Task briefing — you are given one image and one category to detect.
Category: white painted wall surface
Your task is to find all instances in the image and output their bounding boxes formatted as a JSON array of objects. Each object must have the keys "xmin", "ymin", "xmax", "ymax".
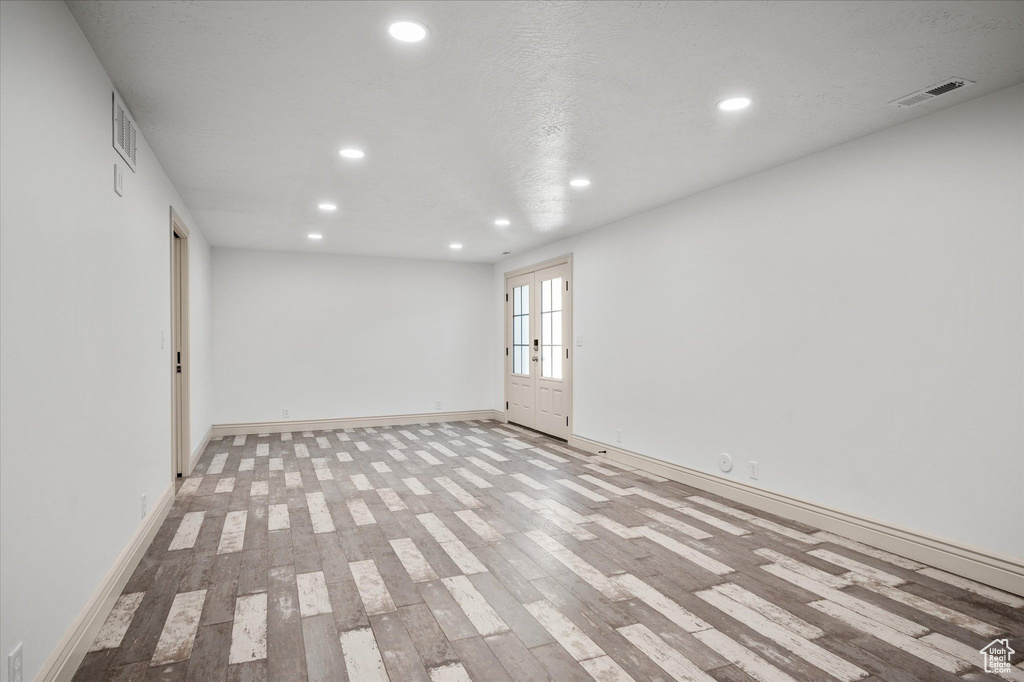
[
  {"xmin": 494, "ymin": 84, "xmax": 1024, "ymax": 559},
  {"xmin": 0, "ymin": 2, "xmax": 213, "ymax": 680},
  {"xmin": 189, "ymin": 227, "xmax": 214, "ymax": 456},
  {"xmin": 212, "ymin": 249, "xmax": 494, "ymax": 424}
]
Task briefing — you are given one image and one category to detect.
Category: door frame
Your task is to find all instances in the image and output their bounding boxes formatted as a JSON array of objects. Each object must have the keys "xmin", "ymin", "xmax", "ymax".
[
  {"xmin": 170, "ymin": 208, "xmax": 191, "ymax": 478},
  {"xmin": 503, "ymin": 254, "xmax": 573, "ymax": 439}
]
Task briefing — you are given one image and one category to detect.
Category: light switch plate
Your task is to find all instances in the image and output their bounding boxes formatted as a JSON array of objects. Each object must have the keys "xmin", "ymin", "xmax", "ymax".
[{"xmin": 114, "ymin": 163, "xmax": 124, "ymax": 196}]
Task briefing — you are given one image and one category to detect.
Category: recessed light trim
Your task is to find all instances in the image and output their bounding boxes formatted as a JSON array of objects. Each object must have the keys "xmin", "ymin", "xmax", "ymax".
[
  {"xmin": 339, "ymin": 148, "xmax": 365, "ymax": 159},
  {"xmin": 718, "ymin": 97, "xmax": 751, "ymax": 111},
  {"xmin": 389, "ymin": 21, "xmax": 428, "ymax": 42},
  {"xmin": 449, "ymin": 243, "xmax": 463, "ymax": 250},
  {"xmin": 318, "ymin": 203, "xmax": 337, "ymax": 211},
  {"xmin": 307, "ymin": 233, "xmax": 323, "ymax": 240},
  {"xmin": 569, "ymin": 178, "xmax": 590, "ymax": 188},
  {"xmin": 494, "ymin": 218, "xmax": 510, "ymax": 226}
]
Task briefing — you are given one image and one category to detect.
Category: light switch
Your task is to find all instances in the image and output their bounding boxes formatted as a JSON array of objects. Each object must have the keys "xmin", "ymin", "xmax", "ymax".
[{"xmin": 114, "ymin": 163, "xmax": 124, "ymax": 196}]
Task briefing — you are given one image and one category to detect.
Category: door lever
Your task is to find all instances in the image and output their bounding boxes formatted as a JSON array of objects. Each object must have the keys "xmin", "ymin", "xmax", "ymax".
[{"xmin": 533, "ymin": 339, "xmax": 539, "ymax": 351}]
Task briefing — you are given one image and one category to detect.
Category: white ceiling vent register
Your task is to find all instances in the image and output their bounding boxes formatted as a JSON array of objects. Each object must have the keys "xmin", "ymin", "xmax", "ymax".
[
  {"xmin": 112, "ymin": 91, "xmax": 138, "ymax": 171},
  {"xmin": 889, "ymin": 78, "xmax": 974, "ymax": 108}
]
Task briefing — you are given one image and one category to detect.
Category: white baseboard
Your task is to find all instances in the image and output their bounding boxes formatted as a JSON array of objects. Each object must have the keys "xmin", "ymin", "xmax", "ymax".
[
  {"xmin": 187, "ymin": 425, "xmax": 213, "ymax": 476},
  {"xmin": 569, "ymin": 434, "xmax": 1024, "ymax": 597},
  {"xmin": 39, "ymin": 482, "xmax": 176, "ymax": 682},
  {"xmin": 211, "ymin": 409, "xmax": 505, "ymax": 437}
]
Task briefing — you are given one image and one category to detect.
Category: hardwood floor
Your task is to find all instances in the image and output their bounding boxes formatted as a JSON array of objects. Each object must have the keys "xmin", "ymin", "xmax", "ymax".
[{"xmin": 73, "ymin": 420, "xmax": 1023, "ymax": 681}]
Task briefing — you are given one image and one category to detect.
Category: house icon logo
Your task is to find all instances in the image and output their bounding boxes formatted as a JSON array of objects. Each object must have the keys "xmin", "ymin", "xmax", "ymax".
[{"xmin": 981, "ymin": 639, "xmax": 1015, "ymax": 674}]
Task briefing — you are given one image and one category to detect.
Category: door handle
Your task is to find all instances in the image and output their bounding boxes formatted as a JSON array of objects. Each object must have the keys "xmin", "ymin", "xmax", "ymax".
[
  {"xmin": 533, "ymin": 339, "xmax": 539, "ymax": 351},
  {"xmin": 532, "ymin": 356, "xmax": 538, "ymax": 362}
]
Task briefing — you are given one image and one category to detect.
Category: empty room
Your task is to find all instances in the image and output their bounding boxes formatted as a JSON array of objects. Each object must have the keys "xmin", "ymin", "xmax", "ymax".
[{"xmin": 1, "ymin": 1, "xmax": 1022, "ymax": 681}]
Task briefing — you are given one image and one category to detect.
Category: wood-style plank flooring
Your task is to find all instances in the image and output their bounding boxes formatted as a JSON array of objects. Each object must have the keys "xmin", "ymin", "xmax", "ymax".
[{"xmin": 73, "ymin": 420, "xmax": 1024, "ymax": 681}]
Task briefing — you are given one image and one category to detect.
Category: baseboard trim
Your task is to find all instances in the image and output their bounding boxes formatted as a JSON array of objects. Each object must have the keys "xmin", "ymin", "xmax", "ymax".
[
  {"xmin": 211, "ymin": 409, "xmax": 506, "ymax": 437},
  {"xmin": 39, "ymin": 481, "xmax": 176, "ymax": 682},
  {"xmin": 569, "ymin": 435, "xmax": 1024, "ymax": 597},
  {"xmin": 187, "ymin": 425, "xmax": 213, "ymax": 476}
]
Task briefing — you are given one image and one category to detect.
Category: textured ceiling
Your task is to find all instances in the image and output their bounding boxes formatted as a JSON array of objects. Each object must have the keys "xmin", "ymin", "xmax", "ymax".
[{"xmin": 67, "ymin": 1, "xmax": 1024, "ymax": 263}]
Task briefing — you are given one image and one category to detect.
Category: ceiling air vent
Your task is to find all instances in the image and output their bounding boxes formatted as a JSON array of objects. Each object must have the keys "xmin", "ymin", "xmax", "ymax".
[
  {"xmin": 112, "ymin": 91, "xmax": 138, "ymax": 171},
  {"xmin": 889, "ymin": 78, "xmax": 974, "ymax": 108}
]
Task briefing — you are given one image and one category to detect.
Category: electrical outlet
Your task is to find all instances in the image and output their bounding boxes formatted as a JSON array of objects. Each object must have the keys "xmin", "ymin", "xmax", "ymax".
[
  {"xmin": 749, "ymin": 461, "xmax": 759, "ymax": 480},
  {"xmin": 282, "ymin": 408, "xmax": 289, "ymax": 418},
  {"xmin": 9, "ymin": 642, "xmax": 23, "ymax": 682},
  {"xmin": 576, "ymin": 335, "xmax": 583, "ymax": 347},
  {"xmin": 435, "ymin": 401, "xmax": 442, "ymax": 411},
  {"xmin": 114, "ymin": 162, "xmax": 124, "ymax": 196},
  {"xmin": 616, "ymin": 429, "xmax": 622, "ymax": 443},
  {"xmin": 141, "ymin": 493, "xmax": 147, "ymax": 520}
]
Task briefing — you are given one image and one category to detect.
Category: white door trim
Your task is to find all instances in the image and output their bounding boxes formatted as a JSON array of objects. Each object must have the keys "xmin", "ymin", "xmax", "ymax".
[
  {"xmin": 170, "ymin": 208, "xmax": 191, "ymax": 478},
  {"xmin": 503, "ymin": 254, "xmax": 573, "ymax": 439}
]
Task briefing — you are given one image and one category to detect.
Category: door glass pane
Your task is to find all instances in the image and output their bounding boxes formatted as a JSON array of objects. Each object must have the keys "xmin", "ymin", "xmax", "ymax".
[
  {"xmin": 540, "ymin": 276, "xmax": 563, "ymax": 380},
  {"xmin": 512, "ymin": 284, "xmax": 529, "ymax": 375}
]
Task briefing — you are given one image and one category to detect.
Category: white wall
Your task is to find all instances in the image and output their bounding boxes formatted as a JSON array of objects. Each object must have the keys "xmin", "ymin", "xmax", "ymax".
[
  {"xmin": 0, "ymin": 2, "xmax": 213, "ymax": 680},
  {"xmin": 494, "ymin": 84, "xmax": 1024, "ymax": 560},
  {"xmin": 190, "ymin": 227, "xmax": 214, "ymax": 455},
  {"xmin": 213, "ymin": 249, "xmax": 494, "ymax": 424}
]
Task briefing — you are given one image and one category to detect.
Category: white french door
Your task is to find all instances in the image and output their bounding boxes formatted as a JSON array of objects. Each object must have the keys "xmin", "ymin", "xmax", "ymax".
[{"xmin": 505, "ymin": 259, "xmax": 571, "ymax": 439}]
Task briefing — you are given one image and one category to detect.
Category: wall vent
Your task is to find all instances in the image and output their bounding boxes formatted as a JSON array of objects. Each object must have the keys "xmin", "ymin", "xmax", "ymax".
[
  {"xmin": 112, "ymin": 91, "xmax": 138, "ymax": 171},
  {"xmin": 889, "ymin": 78, "xmax": 974, "ymax": 108}
]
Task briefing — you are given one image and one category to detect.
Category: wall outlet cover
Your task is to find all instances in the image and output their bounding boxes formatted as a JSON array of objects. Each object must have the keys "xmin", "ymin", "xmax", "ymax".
[
  {"xmin": 749, "ymin": 461, "xmax": 759, "ymax": 480},
  {"xmin": 9, "ymin": 642, "xmax": 23, "ymax": 682}
]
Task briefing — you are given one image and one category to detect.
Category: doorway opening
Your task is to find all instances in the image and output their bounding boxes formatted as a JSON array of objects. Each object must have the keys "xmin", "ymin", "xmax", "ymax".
[
  {"xmin": 170, "ymin": 209, "xmax": 191, "ymax": 478},
  {"xmin": 504, "ymin": 255, "xmax": 572, "ymax": 440}
]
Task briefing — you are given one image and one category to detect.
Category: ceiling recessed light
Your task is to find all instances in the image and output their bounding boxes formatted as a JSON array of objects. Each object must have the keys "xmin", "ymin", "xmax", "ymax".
[
  {"xmin": 318, "ymin": 203, "xmax": 337, "ymax": 211},
  {"xmin": 389, "ymin": 21, "xmax": 428, "ymax": 42},
  {"xmin": 569, "ymin": 178, "xmax": 590, "ymax": 188},
  {"xmin": 449, "ymin": 243, "xmax": 463, "ymax": 250},
  {"xmin": 718, "ymin": 97, "xmax": 751, "ymax": 111},
  {"xmin": 339, "ymin": 148, "xmax": 365, "ymax": 159},
  {"xmin": 494, "ymin": 218, "xmax": 510, "ymax": 226},
  {"xmin": 308, "ymin": 233, "xmax": 323, "ymax": 240}
]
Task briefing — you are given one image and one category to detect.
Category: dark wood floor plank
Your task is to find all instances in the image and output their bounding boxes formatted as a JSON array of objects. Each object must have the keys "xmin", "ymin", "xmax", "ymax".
[
  {"xmin": 369, "ymin": 611, "xmax": 431, "ymax": 682},
  {"xmin": 484, "ymin": 631, "xmax": 553, "ymax": 681},
  {"xmin": 301, "ymin": 613, "xmax": 347, "ymax": 682},
  {"xmin": 450, "ymin": 636, "xmax": 514, "ymax": 682},
  {"xmin": 398, "ymin": 603, "xmax": 460, "ymax": 669}
]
